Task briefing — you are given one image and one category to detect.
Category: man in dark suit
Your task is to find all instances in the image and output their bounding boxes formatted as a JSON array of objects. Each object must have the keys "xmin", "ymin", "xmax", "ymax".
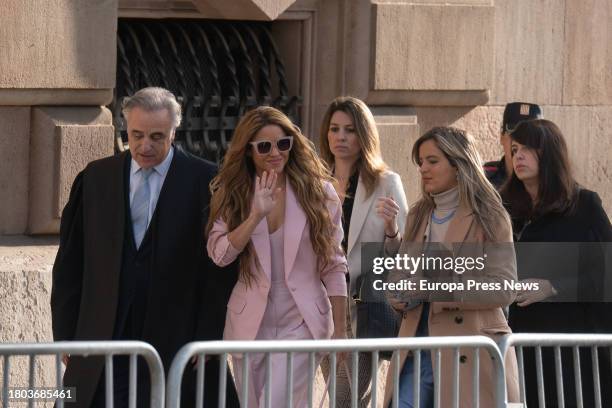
[{"xmin": 51, "ymin": 87, "xmax": 239, "ymax": 407}]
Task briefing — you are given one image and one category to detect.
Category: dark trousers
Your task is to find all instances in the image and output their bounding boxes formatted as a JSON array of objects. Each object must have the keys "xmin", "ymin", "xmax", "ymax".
[
  {"xmin": 522, "ymin": 346, "xmax": 612, "ymax": 408},
  {"xmin": 91, "ymin": 355, "xmax": 137, "ymax": 408}
]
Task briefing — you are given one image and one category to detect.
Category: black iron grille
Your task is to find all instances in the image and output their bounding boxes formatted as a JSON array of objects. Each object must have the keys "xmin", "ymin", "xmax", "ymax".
[{"xmin": 112, "ymin": 19, "xmax": 301, "ymax": 163}]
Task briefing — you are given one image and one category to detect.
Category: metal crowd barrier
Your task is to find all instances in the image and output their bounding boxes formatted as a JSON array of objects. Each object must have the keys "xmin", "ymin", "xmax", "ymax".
[
  {"xmin": 498, "ymin": 334, "xmax": 612, "ymax": 408},
  {"xmin": 166, "ymin": 336, "xmax": 507, "ymax": 408},
  {"xmin": 7, "ymin": 335, "xmax": 611, "ymax": 408},
  {"xmin": 0, "ymin": 341, "xmax": 164, "ymax": 408}
]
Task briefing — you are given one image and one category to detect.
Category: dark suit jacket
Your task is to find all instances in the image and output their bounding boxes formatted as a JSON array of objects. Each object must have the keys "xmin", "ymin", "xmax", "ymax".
[{"xmin": 51, "ymin": 147, "xmax": 239, "ymax": 407}]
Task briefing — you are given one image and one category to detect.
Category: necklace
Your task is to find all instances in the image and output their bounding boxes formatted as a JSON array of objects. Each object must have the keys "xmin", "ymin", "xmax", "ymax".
[{"xmin": 431, "ymin": 209, "xmax": 456, "ymax": 224}]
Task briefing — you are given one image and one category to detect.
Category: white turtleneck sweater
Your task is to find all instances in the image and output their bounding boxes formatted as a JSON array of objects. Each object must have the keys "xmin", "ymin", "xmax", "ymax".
[{"xmin": 427, "ymin": 186, "xmax": 460, "ymax": 242}]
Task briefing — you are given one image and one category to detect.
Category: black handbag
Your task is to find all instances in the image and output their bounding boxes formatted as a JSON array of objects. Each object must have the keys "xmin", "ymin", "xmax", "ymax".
[{"xmin": 354, "ymin": 243, "xmax": 402, "ymax": 360}]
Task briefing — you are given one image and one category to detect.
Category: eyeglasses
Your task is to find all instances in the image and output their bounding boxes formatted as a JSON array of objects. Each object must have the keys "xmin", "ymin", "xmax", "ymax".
[{"xmin": 249, "ymin": 136, "xmax": 293, "ymax": 155}]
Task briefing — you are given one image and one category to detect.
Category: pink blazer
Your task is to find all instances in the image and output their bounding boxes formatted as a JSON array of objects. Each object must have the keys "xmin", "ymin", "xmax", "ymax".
[{"xmin": 207, "ymin": 180, "xmax": 348, "ymax": 341}]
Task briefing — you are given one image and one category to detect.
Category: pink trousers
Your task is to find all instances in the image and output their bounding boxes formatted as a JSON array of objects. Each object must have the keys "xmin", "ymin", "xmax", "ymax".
[{"xmin": 231, "ymin": 282, "xmax": 321, "ymax": 407}]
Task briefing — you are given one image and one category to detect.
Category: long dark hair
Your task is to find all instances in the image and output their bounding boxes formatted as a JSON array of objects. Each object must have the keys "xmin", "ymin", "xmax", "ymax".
[{"xmin": 501, "ymin": 119, "xmax": 578, "ymax": 220}]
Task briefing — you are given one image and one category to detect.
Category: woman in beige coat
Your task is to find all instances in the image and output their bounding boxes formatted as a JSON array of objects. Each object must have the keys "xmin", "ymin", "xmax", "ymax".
[{"xmin": 380, "ymin": 127, "xmax": 519, "ymax": 408}]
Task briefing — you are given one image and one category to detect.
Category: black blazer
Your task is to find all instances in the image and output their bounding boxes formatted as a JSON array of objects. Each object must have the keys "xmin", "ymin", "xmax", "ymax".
[
  {"xmin": 512, "ymin": 189, "xmax": 611, "ymax": 243},
  {"xmin": 509, "ymin": 189, "xmax": 612, "ymax": 330},
  {"xmin": 51, "ymin": 147, "xmax": 239, "ymax": 407},
  {"xmin": 508, "ymin": 189, "xmax": 612, "ymax": 408}
]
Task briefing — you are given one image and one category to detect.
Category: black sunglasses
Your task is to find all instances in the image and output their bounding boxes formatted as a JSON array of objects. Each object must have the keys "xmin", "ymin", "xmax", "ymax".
[{"xmin": 249, "ymin": 136, "xmax": 293, "ymax": 155}]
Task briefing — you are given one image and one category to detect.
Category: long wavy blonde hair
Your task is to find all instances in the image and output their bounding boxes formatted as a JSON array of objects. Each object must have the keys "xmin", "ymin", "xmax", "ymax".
[
  {"xmin": 206, "ymin": 106, "xmax": 336, "ymax": 285},
  {"xmin": 407, "ymin": 126, "xmax": 510, "ymax": 241},
  {"xmin": 318, "ymin": 96, "xmax": 388, "ymax": 197}
]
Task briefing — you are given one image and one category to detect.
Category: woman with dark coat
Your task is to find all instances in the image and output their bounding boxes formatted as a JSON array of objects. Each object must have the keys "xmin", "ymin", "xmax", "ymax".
[{"xmin": 502, "ymin": 119, "xmax": 612, "ymax": 408}]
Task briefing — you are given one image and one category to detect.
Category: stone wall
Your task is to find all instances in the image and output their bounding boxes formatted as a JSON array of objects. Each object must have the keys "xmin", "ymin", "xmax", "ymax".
[
  {"xmin": 0, "ymin": 0, "xmax": 118, "ymax": 235},
  {"xmin": 0, "ymin": 0, "xmax": 610, "ymax": 401},
  {"xmin": 0, "ymin": 0, "xmax": 117, "ymax": 103},
  {"xmin": 0, "ymin": 236, "xmax": 57, "ymax": 401},
  {"xmin": 308, "ymin": 0, "xmax": 612, "ymax": 215},
  {"xmin": 0, "ymin": 0, "xmax": 119, "ymax": 394},
  {"xmin": 2, "ymin": 0, "xmax": 608, "ymax": 234}
]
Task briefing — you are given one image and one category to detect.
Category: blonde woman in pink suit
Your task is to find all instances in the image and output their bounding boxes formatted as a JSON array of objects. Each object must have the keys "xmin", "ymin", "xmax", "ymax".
[{"xmin": 206, "ymin": 106, "xmax": 348, "ymax": 407}]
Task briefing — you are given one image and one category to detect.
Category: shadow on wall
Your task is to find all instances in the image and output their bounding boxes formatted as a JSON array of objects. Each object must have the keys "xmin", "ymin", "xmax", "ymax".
[{"xmin": 0, "ymin": 235, "xmax": 59, "ymax": 247}]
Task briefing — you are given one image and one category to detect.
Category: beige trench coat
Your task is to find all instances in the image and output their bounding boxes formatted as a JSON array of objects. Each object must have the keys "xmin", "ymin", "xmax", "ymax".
[{"xmin": 382, "ymin": 204, "xmax": 520, "ymax": 408}]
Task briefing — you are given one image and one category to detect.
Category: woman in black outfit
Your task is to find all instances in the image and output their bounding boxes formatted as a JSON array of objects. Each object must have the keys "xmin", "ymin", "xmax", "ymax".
[{"xmin": 502, "ymin": 119, "xmax": 612, "ymax": 408}]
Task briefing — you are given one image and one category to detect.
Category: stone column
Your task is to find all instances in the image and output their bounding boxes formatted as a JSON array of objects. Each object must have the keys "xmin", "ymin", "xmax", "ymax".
[
  {"xmin": 0, "ymin": 0, "xmax": 118, "ymax": 390},
  {"xmin": 0, "ymin": 0, "xmax": 118, "ymax": 234}
]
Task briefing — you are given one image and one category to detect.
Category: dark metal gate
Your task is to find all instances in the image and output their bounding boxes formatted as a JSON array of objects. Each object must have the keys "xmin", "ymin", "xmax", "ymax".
[{"xmin": 112, "ymin": 19, "xmax": 301, "ymax": 163}]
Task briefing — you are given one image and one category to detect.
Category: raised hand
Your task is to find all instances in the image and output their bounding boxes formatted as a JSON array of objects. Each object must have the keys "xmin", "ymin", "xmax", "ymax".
[
  {"xmin": 251, "ymin": 170, "xmax": 282, "ymax": 220},
  {"xmin": 376, "ymin": 195, "xmax": 401, "ymax": 237}
]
